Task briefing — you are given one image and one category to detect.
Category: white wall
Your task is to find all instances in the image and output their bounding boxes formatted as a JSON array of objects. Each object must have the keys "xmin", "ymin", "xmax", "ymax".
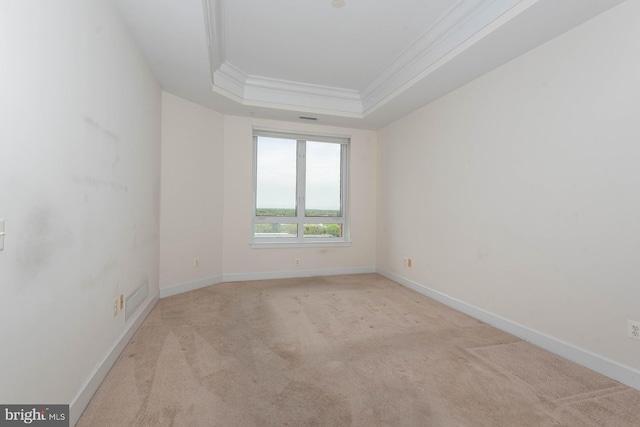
[
  {"xmin": 4, "ymin": 0, "xmax": 635, "ymax": 413},
  {"xmin": 158, "ymin": 106, "xmax": 377, "ymax": 289},
  {"xmin": 223, "ymin": 116, "xmax": 377, "ymax": 278},
  {"xmin": 0, "ymin": 0, "xmax": 161, "ymax": 405},
  {"xmin": 378, "ymin": 0, "xmax": 640, "ymax": 372},
  {"xmin": 160, "ymin": 92, "xmax": 224, "ymax": 291},
  {"xmin": 158, "ymin": 110, "xmax": 377, "ymax": 288}
]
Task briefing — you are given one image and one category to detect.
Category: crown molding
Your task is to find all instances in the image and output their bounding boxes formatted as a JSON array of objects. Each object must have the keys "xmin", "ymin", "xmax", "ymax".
[
  {"xmin": 214, "ymin": 61, "xmax": 363, "ymax": 114},
  {"xmin": 211, "ymin": 81, "xmax": 364, "ymax": 119},
  {"xmin": 213, "ymin": 61, "xmax": 246, "ymax": 98},
  {"xmin": 203, "ymin": 0, "xmax": 226, "ymax": 75},
  {"xmin": 243, "ymin": 74, "xmax": 362, "ymax": 114},
  {"xmin": 204, "ymin": 0, "xmax": 533, "ymax": 118},
  {"xmin": 361, "ymin": 0, "xmax": 529, "ymax": 112}
]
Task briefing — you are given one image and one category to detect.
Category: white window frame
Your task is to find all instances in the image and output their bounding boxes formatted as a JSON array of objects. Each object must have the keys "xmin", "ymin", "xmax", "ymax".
[{"xmin": 251, "ymin": 129, "xmax": 350, "ymax": 248}]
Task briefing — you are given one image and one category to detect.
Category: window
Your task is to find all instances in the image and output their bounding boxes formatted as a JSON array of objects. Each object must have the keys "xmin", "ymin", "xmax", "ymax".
[{"xmin": 252, "ymin": 129, "xmax": 349, "ymax": 245}]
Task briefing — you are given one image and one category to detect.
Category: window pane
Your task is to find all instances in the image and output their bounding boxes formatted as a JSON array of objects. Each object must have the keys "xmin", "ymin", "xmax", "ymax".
[
  {"xmin": 256, "ymin": 137, "xmax": 297, "ymax": 217},
  {"xmin": 254, "ymin": 223, "xmax": 298, "ymax": 238},
  {"xmin": 305, "ymin": 141, "xmax": 341, "ymax": 217},
  {"xmin": 303, "ymin": 224, "xmax": 343, "ymax": 238}
]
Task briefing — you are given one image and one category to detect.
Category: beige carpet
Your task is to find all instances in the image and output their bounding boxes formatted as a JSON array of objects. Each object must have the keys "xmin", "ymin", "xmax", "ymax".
[{"xmin": 78, "ymin": 274, "xmax": 639, "ymax": 426}]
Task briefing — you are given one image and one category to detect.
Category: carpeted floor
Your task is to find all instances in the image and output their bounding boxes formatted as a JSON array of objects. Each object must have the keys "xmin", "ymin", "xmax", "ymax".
[{"xmin": 78, "ymin": 274, "xmax": 640, "ymax": 426}]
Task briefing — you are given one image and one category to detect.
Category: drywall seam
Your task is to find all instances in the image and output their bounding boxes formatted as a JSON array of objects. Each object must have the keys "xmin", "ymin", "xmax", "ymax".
[{"xmin": 377, "ymin": 268, "xmax": 640, "ymax": 392}]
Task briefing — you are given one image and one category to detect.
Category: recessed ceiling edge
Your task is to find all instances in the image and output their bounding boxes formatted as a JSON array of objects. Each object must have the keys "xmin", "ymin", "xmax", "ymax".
[{"xmin": 203, "ymin": 0, "xmax": 531, "ymax": 118}]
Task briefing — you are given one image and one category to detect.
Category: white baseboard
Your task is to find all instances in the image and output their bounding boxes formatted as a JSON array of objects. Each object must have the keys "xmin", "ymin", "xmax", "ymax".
[
  {"xmin": 66, "ymin": 267, "xmax": 639, "ymax": 426},
  {"xmin": 222, "ymin": 266, "xmax": 376, "ymax": 282},
  {"xmin": 377, "ymin": 268, "xmax": 640, "ymax": 392},
  {"xmin": 158, "ymin": 267, "xmax": 376, "ymax": 299},
  {"xmin": 69, "ymin": 291, "xmax": 160, "ymax": 426},
  {"xmin": 160, "ymin": 275, "xmax": 224, "ymax": 298}
]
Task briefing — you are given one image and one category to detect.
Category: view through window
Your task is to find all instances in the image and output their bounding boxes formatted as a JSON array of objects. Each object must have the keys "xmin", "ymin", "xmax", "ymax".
[{"xmin": 253, "ymin": 130, "xmax": 349, "ymax": 243}]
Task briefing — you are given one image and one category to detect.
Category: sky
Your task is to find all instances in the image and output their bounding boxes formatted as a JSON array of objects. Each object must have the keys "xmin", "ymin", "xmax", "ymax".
[{"xmin": 256, "ymin": 137, "xmax": 341, "ymax": 211}]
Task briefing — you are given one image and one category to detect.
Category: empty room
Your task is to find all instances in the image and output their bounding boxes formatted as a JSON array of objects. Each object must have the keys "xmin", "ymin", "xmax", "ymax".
[{"xmin": 1, "ymin": 0, "xmax": 639, "ymax": 425}]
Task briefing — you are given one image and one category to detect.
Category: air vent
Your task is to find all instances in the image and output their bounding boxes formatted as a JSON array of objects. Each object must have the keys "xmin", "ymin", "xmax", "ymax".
[
  {"xmin": 125, "ymin": 280, "xmax": 148, "ymax": 321},
  {"xmin": 299, "ymin": 116, "xmax": 318, "ymax": 121}
]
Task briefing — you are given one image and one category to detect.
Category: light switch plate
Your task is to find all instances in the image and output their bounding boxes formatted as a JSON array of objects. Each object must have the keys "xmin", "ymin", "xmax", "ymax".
[{"xmin": 0, "ymin": 218, "xmax": 4, "ymax": 251}]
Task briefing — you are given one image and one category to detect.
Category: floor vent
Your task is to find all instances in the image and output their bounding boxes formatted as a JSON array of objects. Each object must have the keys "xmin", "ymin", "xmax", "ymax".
[{"xmin": 125, "ymin": 280, "xmax": 148, "ymax": 322}]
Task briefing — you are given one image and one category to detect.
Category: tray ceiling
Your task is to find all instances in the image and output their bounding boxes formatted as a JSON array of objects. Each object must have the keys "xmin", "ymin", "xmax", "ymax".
[{"xmin": 115, "ymin": 0, "xmax": 626, "ymax": 129}]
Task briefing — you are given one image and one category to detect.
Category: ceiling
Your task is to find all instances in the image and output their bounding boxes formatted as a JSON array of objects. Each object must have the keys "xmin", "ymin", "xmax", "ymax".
[{"xmin": 114, "ymin": 0, "xmax": 625, "ymax": 130}]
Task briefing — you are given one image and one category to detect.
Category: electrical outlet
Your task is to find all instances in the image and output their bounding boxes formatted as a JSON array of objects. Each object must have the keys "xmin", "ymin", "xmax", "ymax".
[
  {"xmin": 628, "ymin": 320, "xmax": 640, "ymax": 341},
  {"xmin": 193, "ymin": 258, "xmax": 199, "ymax": 268},
  {"xmin": 295, "ymin": 258, "xmax": 300, "ymax": 265},
  {"xmin": 113, "ymin": 299, "xmax": 118, "ymax": 317}
]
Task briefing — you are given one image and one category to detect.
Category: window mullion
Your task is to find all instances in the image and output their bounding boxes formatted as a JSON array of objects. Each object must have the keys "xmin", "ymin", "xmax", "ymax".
[
  {"xmin": 252, "ymin": 131, "xmax": 349, "ymax": 245},
  {"xmin": 297, "ymin": 140, "xmax": 306, "ymax": 241},
  {"xmin": 341, "ymin": 143, "xmax": 348, "ymax": 237},
  {"xmin": 251, "ymin": 135, "xmax": 258, "ymax": 234}
]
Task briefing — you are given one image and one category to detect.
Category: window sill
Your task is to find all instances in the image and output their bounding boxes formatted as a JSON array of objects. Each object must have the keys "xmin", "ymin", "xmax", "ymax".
[{"xmin": 250, "ymin": 240, "xmax": 351, "ymax": 249}]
